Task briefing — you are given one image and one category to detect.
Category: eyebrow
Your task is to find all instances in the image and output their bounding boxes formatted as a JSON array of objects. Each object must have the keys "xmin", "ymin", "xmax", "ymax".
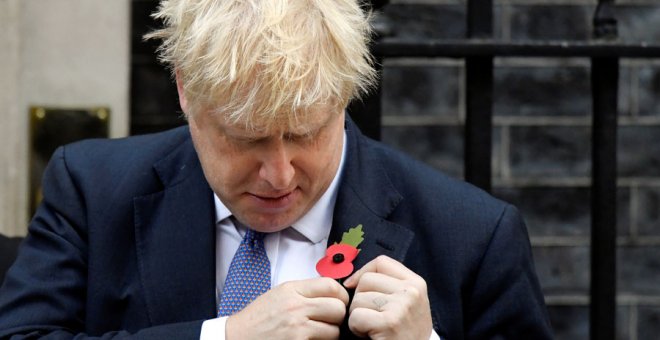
[{"xmin": 222, "ymin": 109, "xmax": 340, "ymax": 139}]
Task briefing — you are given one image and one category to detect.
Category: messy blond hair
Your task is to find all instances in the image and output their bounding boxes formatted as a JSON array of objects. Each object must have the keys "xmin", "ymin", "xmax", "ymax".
[{"xmin": 146, "ymin": 0, "xmax": 376, "ymax": 128}]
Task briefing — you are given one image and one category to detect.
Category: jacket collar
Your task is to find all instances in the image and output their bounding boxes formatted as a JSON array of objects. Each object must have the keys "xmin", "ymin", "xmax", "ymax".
[{"xmin": 133, "ymin": 129, "xmax": 217, "ymax": 325}]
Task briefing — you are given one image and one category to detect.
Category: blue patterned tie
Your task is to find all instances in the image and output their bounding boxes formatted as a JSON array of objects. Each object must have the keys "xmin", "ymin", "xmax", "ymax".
[{"xmin": 217, "ymin": 224, "xmax": 271, "ymax": 317}]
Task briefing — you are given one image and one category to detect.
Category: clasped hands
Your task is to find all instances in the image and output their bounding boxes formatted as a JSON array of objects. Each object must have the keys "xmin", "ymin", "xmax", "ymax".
[{"xmin": 226, "ymin": 255, "xmax": 433, "ymax": 340}]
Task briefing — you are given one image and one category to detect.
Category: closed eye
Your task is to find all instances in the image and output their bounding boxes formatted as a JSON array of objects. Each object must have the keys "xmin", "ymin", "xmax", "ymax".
[{"xmin": 284, "ymin": 132, "xmax": 312, "ymax": 142}]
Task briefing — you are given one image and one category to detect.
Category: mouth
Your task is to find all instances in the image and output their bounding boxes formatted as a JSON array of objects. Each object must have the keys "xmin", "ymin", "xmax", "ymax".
[
  {"xmin": 253, "ymin": 192, "xmax": 293, "ymax": 201},
  {"xmin": 247, "ymin": 189, "xmax": 299, "ymax": 212}
]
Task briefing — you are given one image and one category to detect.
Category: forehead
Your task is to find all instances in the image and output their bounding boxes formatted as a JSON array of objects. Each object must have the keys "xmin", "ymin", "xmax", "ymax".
[{"xmin": 217, "ymin": 107, "xmax": 341, "ymax": 137}]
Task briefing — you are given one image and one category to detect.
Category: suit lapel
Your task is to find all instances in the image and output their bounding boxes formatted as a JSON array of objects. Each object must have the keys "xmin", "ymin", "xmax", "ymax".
[
  {"xmin": 330, "ymin": 118, "xmax": 415, "ymax": 269},
  {"xmin": 134, "ymin": 134, "xmax": 217, "ymax": 325},
  {"xmin": 332, "ymin": 119, "xmax": 415, "ymax": 340}
]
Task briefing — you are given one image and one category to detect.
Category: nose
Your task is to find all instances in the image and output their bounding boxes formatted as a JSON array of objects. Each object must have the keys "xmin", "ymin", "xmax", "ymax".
[{"xmin": 258, "ymin": 139, "xmax": 295, "ymax": 190}]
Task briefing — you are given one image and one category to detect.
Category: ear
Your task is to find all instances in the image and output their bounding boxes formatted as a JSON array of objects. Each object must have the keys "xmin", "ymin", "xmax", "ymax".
[{"xmin": 175, "ymin": 69, "xmax": 189, "ymax": 116}]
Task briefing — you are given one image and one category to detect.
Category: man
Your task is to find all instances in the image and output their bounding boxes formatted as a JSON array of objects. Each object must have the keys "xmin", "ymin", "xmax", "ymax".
[{"xmin": 0, "ymin": 0, "xmax": 552, "ymax": 338}]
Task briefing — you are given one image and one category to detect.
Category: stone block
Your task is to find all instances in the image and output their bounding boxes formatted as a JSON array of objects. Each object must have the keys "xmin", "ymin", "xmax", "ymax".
[
  {"xmin": 381, "ymin": 4, "xmax": 465, "ymax": 39},
  {"xmin": 618, "ymin": 65, "xmax": 633, "ymax": 117},
  {"xmin": 638, "ymin": 306, "xmax": 660, "ymax": 340},
  {"xmin": 494, "ymin": 186, "xmax": 629, "ymax": 237},
  {"xmin": 510, "ymin": 126, "xmax": 591, "ymax": 178},
  {"xmin": 492, "ymin": 127, "xmax": 502, "ymax": 179},
  {"xmin": 548, "ymin": 305, "xmax": 588, "ymax": 340},
  {"xmin": 616, "ymin": 6, "xmax": 660, "ymax": 43},
  {"xmin": 616, "ymin": 187, "xmax": 632, "ymax": 237},
  {"xmin": 637, "ymin": 186, "xmax": 660, "ymax": 236},
  {"xmin": 618, "ymin": 246, "xmax": 660, "ymax": 295},
  {"xmin": 381, "ymin": 125, "xmax": 464, "ymax": 178},
  {"xmin": 382, "ymin": 64, "xmax": 460, "ymax": 117},
  {"xmin": 509, "ymin": 5, "xmax": 591, "ymax": 41},
  {"xmin": 618, "ymin": 126, "xmax": 660, "ymax": 177},
  {"xmin": 532, "ymin": 246, "xmax": 590, "ymax": 296},
  {"xmin": 547, "ymin": 305, "xmax": 630, "ymax": 340},
  {"xmin": 638, "ymin": 66, "xmax": 660, "ymax": 117},
  {"xmin": 493, "ymin": 187, "xmax": 590, "ymax": 237},
  {"xmin": 494, "ymin": 65, "xmax": 591, "ymax": 116}
]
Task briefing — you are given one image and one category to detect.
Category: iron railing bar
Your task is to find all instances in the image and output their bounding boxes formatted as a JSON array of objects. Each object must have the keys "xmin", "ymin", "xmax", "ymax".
[
  {"xmin": 464, "ymin": 0, "xmax": 494, "ymax": 192},
  {"xmin": 590, "ymin": 1, "xmax": 618, "ymax": 338},
  {"xmin": 464, "ymin": 57, "xmax": 493, "ymax": 191},
  {"xmin": 468, "ymin": 0, "xmax": 492, "ymax": 39},
  {"xmin": 373, "ymin": 39, "xmax": 660, "ymax": 58},
  {"xmin": 590, "ymin": 56, "xmax": 618, "ymax": 340}
]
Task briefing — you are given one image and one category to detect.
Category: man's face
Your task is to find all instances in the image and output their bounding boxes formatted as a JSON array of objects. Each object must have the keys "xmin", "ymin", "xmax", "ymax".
[{"xmin": 188, "ymin": 107, "xmax": 345, "ymax": 233}]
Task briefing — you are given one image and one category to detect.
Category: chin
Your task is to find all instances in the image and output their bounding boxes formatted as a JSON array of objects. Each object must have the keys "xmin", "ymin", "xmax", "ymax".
[{"xmin": 243, "ymin": 213, "xmax": 298, "ymax": 233}]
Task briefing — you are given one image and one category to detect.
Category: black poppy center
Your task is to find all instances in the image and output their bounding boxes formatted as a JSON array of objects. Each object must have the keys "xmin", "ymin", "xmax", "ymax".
[{"xmin": 332, "ymin": 253, "xmax": 345, "ymax": 263}]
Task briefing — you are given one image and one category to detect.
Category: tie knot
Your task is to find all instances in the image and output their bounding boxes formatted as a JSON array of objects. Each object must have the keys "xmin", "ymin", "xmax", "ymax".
[{"xmin": 245, "ymin": 228, "xmax": 266, "ymax": 242}]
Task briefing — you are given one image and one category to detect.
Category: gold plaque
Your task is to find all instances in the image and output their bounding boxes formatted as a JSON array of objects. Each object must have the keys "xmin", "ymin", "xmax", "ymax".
[{"xmin": 29, "ymin": 107, "xmax": 110, "ymax": 216}]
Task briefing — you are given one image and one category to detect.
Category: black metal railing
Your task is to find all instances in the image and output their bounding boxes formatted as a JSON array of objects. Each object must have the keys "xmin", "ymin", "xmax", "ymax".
[{"xmin": 351, "ymin": 1, "xmax": 660, "ymax": 339}]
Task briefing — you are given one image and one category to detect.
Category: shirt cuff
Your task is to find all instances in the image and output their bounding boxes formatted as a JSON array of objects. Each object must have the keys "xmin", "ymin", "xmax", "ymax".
[{"xmin": 200, "ymin": 317, "xmax": 228, "ymax": 340}]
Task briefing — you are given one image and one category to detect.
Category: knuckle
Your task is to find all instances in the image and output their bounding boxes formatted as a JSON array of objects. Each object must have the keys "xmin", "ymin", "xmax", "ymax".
[
  {"xmin": 408, "ymin": 275, "xmax": 428, "ymax": 293},
  {"xmin": 282, "ymin": 299, "xmax": 301, "ymax": 314},
  {"xmin": 348, "ymin": 308, "xmax": 368, "ymax": 335},
  {"xmin": 279, "ymin": 280, "xmax": 297, "ymax": 291},
  {"xmin": 382, "ymin": 311, "xmax": 403, "ymax": 332},
  {"xmin": 360, "ymin": 272, "xmax": 377, "ymax": 284},
  {"xmin": 323, "ymin": 278, "xmax": 342, "ymax": 295},
  {"xmin": 404, "ymin": 284, "xmax": 422, "ymax": 300},
  {"xmin": 280, "ymin": 309, "xmax": 307, "ymax": 328},
  {"xmin": 375, "ymin": 254, "xmax": 391, "ymax": 264},
  {"xmin": 319, "ymin": 276, "xmax": 335, "ymax": 285}
]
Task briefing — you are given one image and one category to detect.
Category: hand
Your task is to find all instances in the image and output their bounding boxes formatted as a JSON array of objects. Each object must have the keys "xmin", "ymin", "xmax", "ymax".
[
  {"xmin": 225, "ymin": 277, "xmax": 349, "ymax": 340},
  {"xmin": 344, "ymin": 255, "xmax": 433, "ymax": 340}
]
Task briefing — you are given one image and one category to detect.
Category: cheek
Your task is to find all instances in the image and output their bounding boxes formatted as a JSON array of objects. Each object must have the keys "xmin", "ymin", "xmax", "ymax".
[
  {"xmin": 300, "ymin": 132, "xmax": 342, "ymax": 182},
  {"xmin": 193, "ymin": 129, "xmax": 250, "ymax": 193},
  {"xmin": 205, "ymin": 150, "xmax": 252, "ymax": 192}
]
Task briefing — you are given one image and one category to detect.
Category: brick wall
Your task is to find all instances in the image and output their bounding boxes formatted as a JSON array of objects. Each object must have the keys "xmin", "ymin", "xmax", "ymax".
[{"xmin": 380, "ymin": 1, "xmax": 660, "ymax": 339}]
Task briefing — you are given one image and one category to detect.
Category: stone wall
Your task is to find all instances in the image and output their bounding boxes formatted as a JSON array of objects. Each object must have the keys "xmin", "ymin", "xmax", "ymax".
[
  {"xmin": 0, "ymin": 0, "xmax": 25, "ymax": 238},
  {"xmin": 0, "ymin": 0, "xmax": 130, "ymax": 236},
  {"xmin": 380, "ymin": 0, "xmax": 660, "ymax": 338}
]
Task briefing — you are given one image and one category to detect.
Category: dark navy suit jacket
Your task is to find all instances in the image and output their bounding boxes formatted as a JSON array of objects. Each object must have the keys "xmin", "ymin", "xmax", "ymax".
[{"xmin": 0, "ymin": 118, "xmax": 552, "ymax": 339}]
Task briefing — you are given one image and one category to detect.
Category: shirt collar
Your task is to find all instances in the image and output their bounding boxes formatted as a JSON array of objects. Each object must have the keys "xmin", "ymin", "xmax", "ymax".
[{"xmin": 214, "ymin": 130, "xmax": 347, "ymax": 244}]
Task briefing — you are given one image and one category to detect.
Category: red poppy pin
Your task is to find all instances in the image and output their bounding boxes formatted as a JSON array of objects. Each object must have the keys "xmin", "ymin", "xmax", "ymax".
[{"xmin": 316, "ymin": 224, "xmax": 364, "ymax": 279}]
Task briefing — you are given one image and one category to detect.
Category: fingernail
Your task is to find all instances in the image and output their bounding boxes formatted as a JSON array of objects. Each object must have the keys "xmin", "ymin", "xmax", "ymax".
[{"xmin": 343, "ymin": 275, "xmax": 354, "ymax": 287}]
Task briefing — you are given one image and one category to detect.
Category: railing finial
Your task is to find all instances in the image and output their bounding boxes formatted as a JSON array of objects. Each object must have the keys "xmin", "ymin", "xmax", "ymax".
[{"xmin": 594, "ymin": 1, "xmax": 618, "ymax": 40}]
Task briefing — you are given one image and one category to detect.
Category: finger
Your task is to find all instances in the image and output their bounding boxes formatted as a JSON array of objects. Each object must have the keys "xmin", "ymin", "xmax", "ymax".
[
  {"xmin": 348, "ymin": 291, "xmax": 390, "ymax": 314},
  {"xmin": 291, "ymin": 277, "xmax": 350, "ymax": 304},
  {"xmin": 347, "ymin": 307, "xmax": 385, "ymax": 338},
  {"xmin": 344, "ymin": 255, "xmax": 418, "ymax": 288},
  {"xmin": 305, "ymin": 296, "xmax": 348, "ymax": 325},
  {"xmin": 353, "ymin": 271, "xmax": 404, "ymax": 295},
  {"xmin": 303, "ymin": 320, "xmax": 341, "ymax": 340}
]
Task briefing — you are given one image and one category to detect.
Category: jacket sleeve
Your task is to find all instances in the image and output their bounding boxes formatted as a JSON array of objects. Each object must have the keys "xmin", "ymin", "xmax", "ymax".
[
  {"xmin": 464, "ymin": 204, "xmax": 554, "ymax": 339},
  {"xmin": 0, "ymin": 147, "xmax": 204, "ymax": 339}
]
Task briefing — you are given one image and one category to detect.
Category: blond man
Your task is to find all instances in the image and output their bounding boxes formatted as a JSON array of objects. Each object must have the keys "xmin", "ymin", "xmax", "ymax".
[{"xmin": 0, "ymin": 0, "xmax": 552, "ymax": 339}]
